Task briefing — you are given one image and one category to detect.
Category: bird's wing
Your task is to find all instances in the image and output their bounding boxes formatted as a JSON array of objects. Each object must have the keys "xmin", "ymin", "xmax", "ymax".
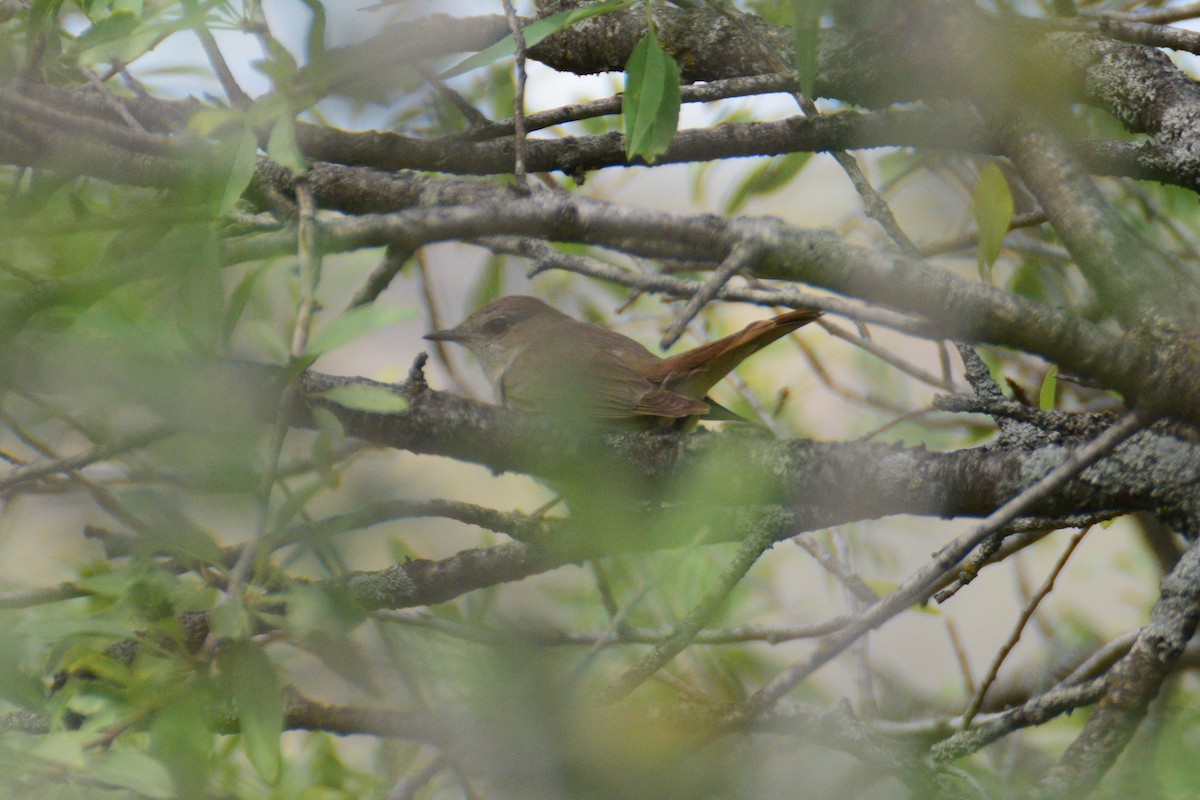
[{"xmin": 501, "ymin": 342, "xmax": 707, "ymax": 421}]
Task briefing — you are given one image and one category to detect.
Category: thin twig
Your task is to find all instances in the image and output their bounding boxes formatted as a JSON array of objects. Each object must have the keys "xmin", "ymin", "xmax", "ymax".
[
  {"xmin": 1101, "ymin": 1, "xmax": 1200, "ymax": 24},
  {"xmin": 417, "ymin": 67, "xmax": 490, "ymax": 128},
  {"xmin": 792, "ymin": 336, "xmax": 914, "ymax": 415},
  {"xmin": 576, "ymin": 529, "xmax": 712, "ymax": 677},
  {"xmin": 960, "ymin": 525, "xmax": 1092, "ymax": 727},
  {"xmin": 1099, "ymin": 17, "xmax": 1200, "ymax": 54},
  {"xmin": 374, "ymin": 609, "xmax": 849, "ymax": 646},
  {"xmin": 499, "ymin": 0, "xmax": 528, "ymax": 189},
  {"xmin": 1051, "ymin": 630, "xmax": 1139, "ymax": 691},
  {"xmin": 80, "ymin": 67, "xmax": 146, "ymax": 132},
  {"xmin": 818, "ymin": 319, "xmax": 956, "ymax": 391},
  {"xmin": 457, "ymin": 73, "xmax": 798, "ymax": 141},
  {"xmin": 727, "ymin": 408, "xmax": 1150, "ymax": 725},
  {"xmin": 349, "ymin": 242, "xmax": 416, "ymax": 308},
  {"xmin": 0, "ymin": 425, "xmax": 173, "ymax": 492},
  {"xmin": 792, "ymin": 532, "xmax": 879, "ymax": 605},
  {"xmin": 919, "ymin": 210, "xmax": 1048, "ymax": 257},
  {"xmin": 854, "ymin": 407, "xmax": 944, "ymax": 442},
  {"xmin": 192, "ymin": 23, "xmax": 252, "ymax": 108},
  {"xmin": 474, "ymin": 236, "xmax": 941, "ymax": 337},
  {"xmin": 739, "ymin": 16, "xmax": 922, "ymax": 257},
  {"xmin": 0, "ymin": 582, "xmax": 87, "ymax": 609},
  {"xmin": 661, "ymin": 242, "xmax": 758, "ymax": 348},
  {"xmin": 601, "ymin": 523, "xmax": 779, "ymax": 702},
  {"xmin": 945, "ymin": 619, "xmax": 976, "ymax": 695},
  {"xmin": 385, "ymin": 755, "xmax": 448, "ymax": 800},
  {"xmin": 0, "ymin": 409, "xmax": 149, "ymax": 534},
  {"xmin": 217, "ymin": 177, "xmax": 320, "ymax": 646},
  {"xmin": 835, "ymin": 529, "xmax": 878, "ymax": 718},
  {"xmin": 723, "ymin": 369, "xmax": 791, "ymax": 438},
  {"xmin": 416, "ymin": 250, "xmax": 474, "ymax": 397}
]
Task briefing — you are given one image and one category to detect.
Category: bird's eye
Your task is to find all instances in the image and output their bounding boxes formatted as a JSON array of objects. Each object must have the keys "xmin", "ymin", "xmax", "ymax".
[{"xmin": 481, "ymin": 317, "xmax": 511, "ymax": 336}]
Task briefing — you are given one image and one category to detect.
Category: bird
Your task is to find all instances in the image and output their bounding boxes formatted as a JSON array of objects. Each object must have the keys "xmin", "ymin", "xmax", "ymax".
[{"xmin": 424, "ymin": 295, "xmax": 821, "ymax": 428}]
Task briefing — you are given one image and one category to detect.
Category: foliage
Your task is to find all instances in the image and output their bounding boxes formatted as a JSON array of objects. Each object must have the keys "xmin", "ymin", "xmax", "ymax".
[{"xmin": 1, "ymin": 1, "xmax": 1200, "ymax": 799}]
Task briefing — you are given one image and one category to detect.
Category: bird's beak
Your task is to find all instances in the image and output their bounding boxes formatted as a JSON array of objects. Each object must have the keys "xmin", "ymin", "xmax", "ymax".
[{"xmin": 423, "ymin": 327, "xmax": 466, "ymax": 343}]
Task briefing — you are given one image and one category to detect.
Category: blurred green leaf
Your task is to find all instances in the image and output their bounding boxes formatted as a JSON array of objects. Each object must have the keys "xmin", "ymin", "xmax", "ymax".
[
  {"xmin": 67, "ymin": 9, "xmax": 139, "ymax": 57},
  {"xmin": 247, "ymin": 318, "xmax": 290, "ymax": 362},
  {"xmin": 271, "ymin": 475, "xmax": 329, "ymax": 532},
  {"xmin": 173, "ymin": 224, "xmax": 225, "ymax": 351},
  {"xmin": 23, "ymin": 731, "xmax": 90, "ymax": 769},
  {"xmin": 976, "ymin": 346, "xmax": 1014, "ymax": 398},
  {"xmin": 189, "ymin": 107, "xmax": 243, "ymax": 136},
  {"xmin": 209, "ymin": 596, "xmax": 253, "ymax": 640},
  {"xmin": 723, "ymin": 152, "xmax": 812, "ymax": 214},
  {"xmin": 267, "ymin": 115, "xmax": 307, "ymax": 173},
  {"xmin": 253, "ymin": 37, "xmax": 300, "ymax": 87},
  {"xmin": 117, "ymin": 490, "xmax": 224, "ymax": 565},
  {"xmin": 91, "ymin": 750, "xmax": 176, "ymax": 798},
  {"xmin": 623, "ymin": 29, "xmax": 681, "ymax": 164},
  {"xmin": 223, "ymin": 260, "xmax": 275, "ymax": 343},
  {"xmin": 973, "ymin": 162, "xmax": 1014, "ymax": 282},
  {"xmin": 315, "ymin": 384, "xmax": 410, "ymax": 413},
  {"xmin": 287, "ymin": 584, "xmax": 367, "ymax": 638},
  {"xmin": 1039, "ymin": 364, "xmax": 1058, "ymax": 411},
  {"xmin": 469, "ymin": 255, "xmax": 507, "ymax": 313},
  {"xmin": 29, "ymin": 0, "xmax": 66, "ymax": 37},
  {"xmin": 0, "ymin": 632, "xmax": 46, "ymax": 709},
  {"xmin": 303, "ymin": 304, "xmax": 414, "ymax": 359},
  {"xmin": 150, "ymin": 689, "xmax": 214, "ymax": 798},
  {"xmin": 311, "ymin": 405, "xmax": 346, "ymax": 487},
  {"xmin": 219, "ymin": 640, "xmax": 283, "ymax": 784},
  {"xmin": 441, "ymin": 0, "xmax": 634, "ymax": 79},
  {"xmin": 217, "ymin": 127, "xmax": 260, "ymax": 216},
  {"xmin": 124, "ymin": 576, "xmax": 175, "ymax": 623},
  {"xmin": 792, "ymin": 0, "xmax": 824, "ymax": 98}
]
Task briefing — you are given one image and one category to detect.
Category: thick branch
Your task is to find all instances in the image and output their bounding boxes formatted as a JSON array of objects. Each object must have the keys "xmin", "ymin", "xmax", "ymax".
[{"xmin": 1035, "ymin": 537, "xmax": 1200, "ymax": 798}]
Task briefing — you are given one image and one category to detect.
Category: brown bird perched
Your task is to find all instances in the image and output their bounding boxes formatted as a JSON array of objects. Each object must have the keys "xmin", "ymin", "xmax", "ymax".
[{"xmin": 425, "ymin": 296, "xmax": 821, "ymax": 428}]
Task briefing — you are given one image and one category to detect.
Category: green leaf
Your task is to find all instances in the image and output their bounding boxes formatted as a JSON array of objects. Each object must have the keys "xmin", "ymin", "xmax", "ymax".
[
  {"xmin": 188, "ymin": 107, "xmax": 243, "ymax": 136},
  {"xmin": 311, "ymin": 405, "xmax": 346, "ymax": 487},
  {"xmin": 267, "ymin": 116, "xmax": 307, "ymax": 174},
  {"xmin": 1039, "ymin": 364, "xmax": 1058, "ymax": 411},
  {"xmin": 150, "ymin": 690, "xmax": 214, "ymax": 799},
  {"xmin": 973, "ymin": 162, "xmax": 1014, "ymax": 283},
  {"xmin": 303, "ymin": 305, "xmax": 414, "ymax": 359},
  {"xmin": 975, "ymin": 347, "xmax": 1014, "ymax": 399},
  {"xmin": 271, "ymin": 475, "xmax": 327, "ymax": 533},
  {"xmin": 469, "ymin": 255, "xmax": 506, "ymax": 312},
  {"xmin": 315, "ymin": 384, "xmax": 409, "ymax": 413},
  {"xmin": 441, "ymin": 0, "xmax": 634, "ymax": 78},
  {"xmin": 792, "ymin": 0, "xmax": 825, "ymax": 98},
  {"xmin": 219, "ymin": 640, "xmax": 283, "ymax": 784},
  {"xmin": 67, "ymin": 9, "xmax": 139, "ymax": 57},
  {"xmin": 91, "ymin": 750, "xmax": 176, "ymax": 798},
  {"xmin": 0, "ymin": 634, "xmax": 46, "ymax": 709},
  {"xmin": 117, "ymin": 490, "xmax": 224, "ymax": 565},
  {"xmin": 223, "ymin": 261, "xmax": 275, "ymax": 343},
  {"xmin": 25, "ymin": 731, "xmax": 90, "ymax": 769},
  {"xmin": 29, "ymin": 0, "xmax": 66, "ymax": 38},
  {"xmin": 286, "ymin": 584, "xmax": 367, "ymax": 638},
  {"xmin": 247, "ymin": 319, "xmax": 289, "ymax": 362},
  {"xmin": 723, "ymin": 152, "xmax": 813, "ymax": 214},
  {"xmin": 218, "ymin": 127, "xmax": 260, "ymax": 216},
  {"xmin": 286, "ymin": 586, "xmax": 376, "ymax": 692},
  {"xmin": 623, "ymin": 30, "xmax": 681, "ymax": 164},
  {"xmin": 209, "ymin": 596, "xmax": 253, "ymax": 639}
]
